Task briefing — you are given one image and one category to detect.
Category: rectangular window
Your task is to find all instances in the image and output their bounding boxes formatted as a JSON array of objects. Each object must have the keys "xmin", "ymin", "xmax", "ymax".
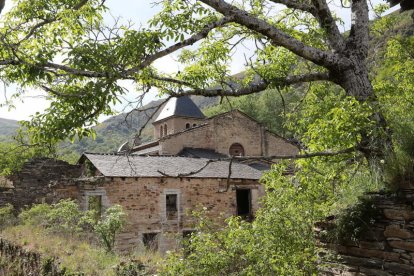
[
  {"xmin": 88, "ymin": 195, "xmax": 102, "ymax": 220},
  {"xmin": 236, "ymin": 189, "xmax": 251, "ymax": 218},
  {"xmin": 166, "ymin": 194, "xmax": 178, "ymax": 220},
  {"xmin": 142, "ymin": 233, "xmax": 158, "ymax": 251}
]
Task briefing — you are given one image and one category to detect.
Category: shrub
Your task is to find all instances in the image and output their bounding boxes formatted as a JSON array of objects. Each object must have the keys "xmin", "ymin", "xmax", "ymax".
[
  {"xmin": 327, "ymin": 197, "xmax": 381, "ymax": 243},
  {"xmin": 94, "ymin": 205, "xmax": 126, "ymax": 252},
  {"xmin": 19, "ymin": 203, "xmax": 52, "ymax": 227},
  {"xmin": 0, "ymin": 204, "xmax": 17, "ymax": 230}
]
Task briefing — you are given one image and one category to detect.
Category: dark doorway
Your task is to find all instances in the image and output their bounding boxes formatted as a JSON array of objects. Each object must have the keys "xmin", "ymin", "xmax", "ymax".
[
  {"xmin": 143, "ymin": 233, "xmax": 158, "ymax": 251},
  {"xmin": 236, "ymin": 189, "xmax": 251, "ymax": 218}
]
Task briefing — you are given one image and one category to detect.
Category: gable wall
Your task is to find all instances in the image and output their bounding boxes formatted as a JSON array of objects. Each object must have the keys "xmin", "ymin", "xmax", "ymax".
[{"xmin": 265, "ymin": 132, "xmax": 299, "ymax": 156}]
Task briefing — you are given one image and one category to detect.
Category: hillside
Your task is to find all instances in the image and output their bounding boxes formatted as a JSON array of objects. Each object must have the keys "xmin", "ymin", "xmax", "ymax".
[{"xmin": 0, "ymin": 118, "xmax": 19, "ymax": 142}]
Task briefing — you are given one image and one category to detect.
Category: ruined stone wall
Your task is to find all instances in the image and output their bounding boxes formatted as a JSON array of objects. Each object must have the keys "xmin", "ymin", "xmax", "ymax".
[
  {"xmin": 0, "ymin": 238, "xmax": 64, "ymax": 275},
  {"xmin": 0, "ymin": 158, "xmax": 82, "ymax": 210},
  {"xmin": 320, "ymin": 189, "xmax": 414, "ymax": 276},
  {"xmin": 81, "ymin": 176, "xmax": 262, "ymax": 252}
]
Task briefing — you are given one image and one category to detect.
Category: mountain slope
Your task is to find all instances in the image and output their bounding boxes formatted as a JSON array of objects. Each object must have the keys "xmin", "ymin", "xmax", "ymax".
[{"xmin": 0, "ymin": 118, "xmax": 19, "ymax": 141}]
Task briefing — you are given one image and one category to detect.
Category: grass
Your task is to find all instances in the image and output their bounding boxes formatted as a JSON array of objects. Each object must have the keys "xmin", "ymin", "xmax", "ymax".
[{"xmin": 1, "ymin": 225, "xmax": 119, "ymax": 275}]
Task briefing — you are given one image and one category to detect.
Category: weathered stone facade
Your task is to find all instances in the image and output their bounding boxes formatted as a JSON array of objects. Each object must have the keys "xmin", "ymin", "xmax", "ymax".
[
  {"xmin": 0, "ymin": 158, "xmax": 81, "ymax": 210},
  {"xmin": 319, "ymin": 189, "xmax": 414, "ymax": 275},
  {"xmin": 77, "ymin": 176, "xmax": 263, "ymax": 252},
  {"xmin": 133, "ymin": 109, "xmax": 299, "ymax": 157}
]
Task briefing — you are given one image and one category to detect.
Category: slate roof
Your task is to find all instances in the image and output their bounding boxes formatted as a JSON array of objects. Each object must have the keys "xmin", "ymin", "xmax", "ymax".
[
  {"xmin": 154, "ymin": 96, "xmax": 205, "ymax": 123},
  {"xmin": 83, "ymin": 153, "xmax": 262, "ymax": 180}
]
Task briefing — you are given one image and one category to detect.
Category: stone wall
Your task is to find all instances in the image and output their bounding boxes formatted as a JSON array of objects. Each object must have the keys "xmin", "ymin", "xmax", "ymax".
[
  {"xmin": 79, "ymin": 176, "xmax": 263, "ymax": 252},
  {"xmin": 0, "ymin": 238, "xmax": 64, "ymax": 275},
  {"xmin": 160, "ymin": 110, "xmax": 298, "ymax": 157},
  {"xmin": 320, "ymin": 189, "xmax": 414, "ymax": 275},
  {"xmin": 0, "ymin": 158, "xmax": 81, "ymax": 210}
]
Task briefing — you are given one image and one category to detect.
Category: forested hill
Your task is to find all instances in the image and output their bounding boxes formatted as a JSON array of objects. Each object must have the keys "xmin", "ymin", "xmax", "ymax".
[{"xmin": 0, "ymin": 118, "xmax": 19, "ymax": 141}]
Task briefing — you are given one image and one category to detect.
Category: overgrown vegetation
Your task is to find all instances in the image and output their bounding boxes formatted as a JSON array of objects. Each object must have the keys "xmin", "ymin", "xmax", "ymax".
[{"xmin": 0, "ymin": 201, "xmax": 157, "ymax": 275}]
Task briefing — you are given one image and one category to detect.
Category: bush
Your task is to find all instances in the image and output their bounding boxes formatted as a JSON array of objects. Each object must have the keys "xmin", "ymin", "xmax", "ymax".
[
  {"xmin": 19, "ymin": 203, "xmax": 52, "ymax": 227},
  {"xmin": 0, "ymin": 204, "xmax": 17, "ymax": 230},
  {"xmin": 94, "ymin": 205, "xmax": 126, "ymax": 252},
  {"xmin": 327, "ymin": 197, "xmax": 381, "ymax": 243}
]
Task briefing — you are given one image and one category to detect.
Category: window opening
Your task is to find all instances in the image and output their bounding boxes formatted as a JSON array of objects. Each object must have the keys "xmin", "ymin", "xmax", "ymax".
[
  {"xmin": 193, "ymin": 123, "xmax": 197, "ymax": 127},
  {"xmin": 186, "ymin": 123, "xmax": 190, "ymax": 129},
  {"xmin": 236, "ymin": 189, "xmax": 251, "ymax": 219},
  {"xmin": 164, "ymin": 124, "xmax": 168, "ymax": 136},
  {"xmin": 160, "ymin": 125, "xmax": 163, "ymax": 137},
  {"xmin": 88, "ymin": 195, "xmax": 102, "ymax": 221},
  {"xmin": 142, "ymin": 233, "xmax": 158, "ymax": 251},
  {"xmin": 166, "ymin": 194, "xmax": 178, "ymax": 220},
  {"xmin": 229, "ymin": 143, "xmax": 245, "ymax": 156}
]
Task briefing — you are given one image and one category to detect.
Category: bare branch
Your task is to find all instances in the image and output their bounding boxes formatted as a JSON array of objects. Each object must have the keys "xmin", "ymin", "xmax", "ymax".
[{"xmin": 157, "ymin": 159, "xmax": 218, "ymax": 177}]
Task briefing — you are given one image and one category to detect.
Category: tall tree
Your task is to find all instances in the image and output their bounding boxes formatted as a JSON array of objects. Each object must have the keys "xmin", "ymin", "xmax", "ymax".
[{"xmin": 0, "ymin": 0, "xmax": 407, "ymax": 162}]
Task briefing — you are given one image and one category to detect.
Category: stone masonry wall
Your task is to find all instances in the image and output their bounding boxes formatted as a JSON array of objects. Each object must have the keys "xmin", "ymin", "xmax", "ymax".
[
  {"xmin": 0, "ymin": 158, "xmax": 82, "ymax": 210},
  {"xmin": 320, "ymin": 189, "xmax": 414, "ymax": 275},
  {"xmin": 160, "ymin": 110, "xmax": 298, "ymax": 157},
  {"xmin": 80, "ymin": 176, "xmax": 263, "ymax": 252},
  {"xmin": 0, "ymin": 238, "xmax": 65, "ymax": 275}
]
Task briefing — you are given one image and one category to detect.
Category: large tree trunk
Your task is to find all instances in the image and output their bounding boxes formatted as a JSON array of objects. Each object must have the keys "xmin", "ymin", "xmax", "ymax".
[{"xmin": 331, "ymin": 59, "xmax": 393, "ymax": 163}]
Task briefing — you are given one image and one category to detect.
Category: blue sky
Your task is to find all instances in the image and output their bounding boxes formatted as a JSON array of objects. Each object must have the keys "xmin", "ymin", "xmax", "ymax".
[{"xmin": 0, "ymin": 0, "xmax": 400, "ymax": 121}]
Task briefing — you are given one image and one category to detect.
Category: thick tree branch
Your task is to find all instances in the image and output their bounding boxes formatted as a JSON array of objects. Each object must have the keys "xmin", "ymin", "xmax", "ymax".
[
  {"xmin": 0, "ymin": 0, "xmax": 5, "ymax": 15},
  {"xmin": 310, "ymin": 0, "xmax": 345, "ymax": 51},
  {"xmin": 199, "ymin": 0, "xmax": 350, "ymax": 69},
  {"xmin": 268, "ymin": 0, "xmax": 315, "ymax": 14},
  {"xmin": 126, "ymin": 16, "xmax": 234, "ymax": 74},
  {"xmin": 233, "ymin": 147, "xmax": 357, "ymax": 162},
  {"xmin": 347, "ymin": 0, "xmax": 369, "ymax": 59},
  {"xmin": 169, "ymin": 72, "xmax": 330, "ymax": 97}
]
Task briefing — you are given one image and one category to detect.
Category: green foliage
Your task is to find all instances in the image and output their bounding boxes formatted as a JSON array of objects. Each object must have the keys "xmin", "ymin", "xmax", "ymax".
[
  {"xmin": 204, "ymin": 88, "xmax": 300, "ymax": 137},
  {"xmin": 115, "ymin": 260, "xmax": 150, "ymax": 276},
  {"xmin": 162, "ymin": 165, "xmax": 320, "ymax": 275},
  {"xmin": 326, "ymin": 197, "xmax": 381, "ymax": 243},
  {"xmin": 0, "ymin": 142, "xmax": 54, "ymax": 176},
  {"xmin": 94, "ymin": 205, "xmax": 127, "ymax": 252},
  {"xmin": 0, "ymin": 204, "xmax": 17, "ymax": 230}
]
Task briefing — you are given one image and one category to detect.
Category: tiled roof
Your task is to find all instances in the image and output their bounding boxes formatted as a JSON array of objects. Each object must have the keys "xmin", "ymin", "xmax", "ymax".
[
  {"xmin": 154, "ymin": 96, "xmax": 205, "ymax": 123},
  {"xmin": 83, "ymin": 153, "xmax": 262, "ymax": 180}
]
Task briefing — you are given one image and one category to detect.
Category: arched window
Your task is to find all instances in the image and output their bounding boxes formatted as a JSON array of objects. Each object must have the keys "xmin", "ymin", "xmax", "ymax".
[
  {"xmin": 186, "ymin": 123, "xmax": 190, "ymax": 129},
  {"xmin": 229, "ymin": 143, "xmax": 245, "ymax": 156},
  {"xmin": 160, "ymin": 125, "xmax": 163, "ymax": 137},
  {"xmin": 193, "ymin": 123, "xmax": 197, "ymax": 127},
  {"xmin": 164, "ymin": 124, "xmax": 168, "ymax": 136}
]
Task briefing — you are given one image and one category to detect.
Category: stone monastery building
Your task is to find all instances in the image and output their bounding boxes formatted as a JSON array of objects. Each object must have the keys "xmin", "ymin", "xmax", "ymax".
[{"xmin": 1, "ymin": 96, "xmax": 298, "ymax": 252}]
